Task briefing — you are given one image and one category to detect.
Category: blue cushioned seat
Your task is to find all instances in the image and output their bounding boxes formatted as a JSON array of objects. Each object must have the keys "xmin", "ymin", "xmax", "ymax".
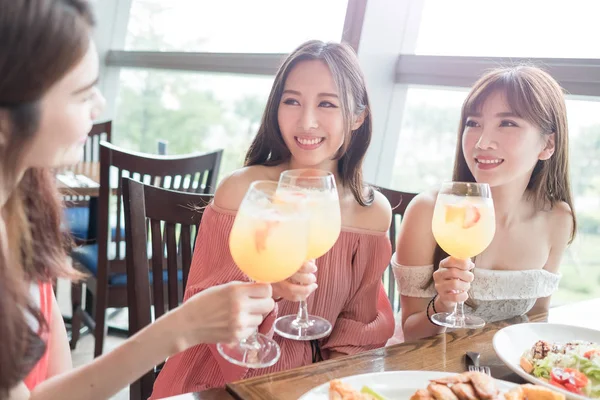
[
  {"xmin": 65, "ymin": 207, "xmax": 90, "ymax": 240},
  {"xmin": 70, "ymin": 243, "xmax": 182, "ymax": 286}
]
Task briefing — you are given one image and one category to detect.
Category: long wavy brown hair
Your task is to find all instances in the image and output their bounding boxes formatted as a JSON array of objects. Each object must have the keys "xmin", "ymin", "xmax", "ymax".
[
  {"xmin": 244, "ymin": 40, "xmax": 374, "ymax": 206},
  {"xmin": 0, "ymin": 1, "xmax": 94, "ymax": 396},
  {"xmin": 432, "ymin": 66, "xmax": 577, "ymax": 283}
]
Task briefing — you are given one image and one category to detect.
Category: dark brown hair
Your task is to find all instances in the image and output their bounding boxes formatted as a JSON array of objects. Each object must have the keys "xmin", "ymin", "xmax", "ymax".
[
  {"xmin": 433, "ymin": 66, "xmax": 577, "ymax": 281},
  {"xmin": 244, "ymin": 40, "xmax": 374, "ymax": 206},
  {"xmin": 0, "ymin": 1, "xmax": 94, "ymax": 395}
]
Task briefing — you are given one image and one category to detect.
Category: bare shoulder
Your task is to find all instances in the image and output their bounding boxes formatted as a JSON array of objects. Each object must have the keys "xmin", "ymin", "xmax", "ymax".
[
  {"xmin": 348, "ymin": 188, "xmax": 392, "ymax": 233},
  {"xmin": 401, "ymin": 190, "xmax": 437, "ymax": 230},
  {"xmin": 213, "ymin": 165, "xmax": 280, "ymax": 211},
  {"xmin": 548, "ymin": 201, "xmax": 574, "ymax": 245},
  {"xmin": 394, "ymin": 190, "xmax": 438, "ymax": 266},
  {"xmin": 541, "ymin": 201, "xmax": 574, "ymax": 273}
]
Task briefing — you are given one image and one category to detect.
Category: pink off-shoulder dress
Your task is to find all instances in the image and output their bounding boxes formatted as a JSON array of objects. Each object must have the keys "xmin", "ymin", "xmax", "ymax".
[{"xmin": 150, "ymin": 203, "xmax": 394, "ymax": 398}]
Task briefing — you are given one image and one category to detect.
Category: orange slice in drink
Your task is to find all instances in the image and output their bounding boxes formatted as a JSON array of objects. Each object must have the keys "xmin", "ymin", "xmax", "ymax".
[
  {"xmin": 445, "ymin": 204, "xmax": 480, "ymax": 229},
  {"xmin": 254, "ymin": 220, "xmax": 279, "ymax": 253},
  {"xmin": 463, "ymin": 205, "xmax": 481, "ymax": 228}
]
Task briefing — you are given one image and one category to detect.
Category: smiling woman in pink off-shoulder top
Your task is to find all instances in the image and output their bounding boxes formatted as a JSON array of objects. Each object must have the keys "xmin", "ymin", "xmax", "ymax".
[{"xmin": 150, "ymin": 40, "xmax": 395, "ymax": 398}]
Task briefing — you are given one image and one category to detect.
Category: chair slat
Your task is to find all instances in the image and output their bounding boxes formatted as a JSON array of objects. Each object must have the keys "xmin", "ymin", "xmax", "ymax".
[
  {"xmin": 181, "ymin": 226, "xmax": 192, "ymax": 290},
  {"xmin": 150, "ymin": 219, "xmax": 165, "ymax": 319},
  {"xmin": 165, "ymin": 222, "xmax": 179, "ymax": 310},
  {"xmin": 115, "ymin": 168, "xmax": 124, "ymax": 259}
]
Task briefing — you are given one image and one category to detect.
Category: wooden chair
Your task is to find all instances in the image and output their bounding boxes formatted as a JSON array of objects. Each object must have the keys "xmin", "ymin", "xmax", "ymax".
[
  {"xmin": 123, "ymin": 178, "xmax": 212, "ymax": 400},
  {"xmin": 66, "ymin": 121, "xmax": 112, "ymax": 349},
  {"xmin": 70, "ymin": 142, "xmax": 223, "ymax": 356},
  {"xmin": 377, "ymin": 187, "xmax": 417, "ymax": 312}
]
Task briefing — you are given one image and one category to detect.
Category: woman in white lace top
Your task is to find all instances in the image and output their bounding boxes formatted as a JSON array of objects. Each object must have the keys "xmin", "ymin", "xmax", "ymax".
[{"xmin": 394, "ymin": 66, "xmax": 577, "ymax": 342}]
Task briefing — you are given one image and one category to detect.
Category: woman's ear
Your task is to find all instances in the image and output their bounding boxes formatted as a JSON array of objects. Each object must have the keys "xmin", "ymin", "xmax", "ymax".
[
  {"xmin": 351, "ymin": 111, "xmax": 366, "ymax": 131},
  {"xmin": 539, "ymin": 132, "xmax": 556, "ymax": 161}
]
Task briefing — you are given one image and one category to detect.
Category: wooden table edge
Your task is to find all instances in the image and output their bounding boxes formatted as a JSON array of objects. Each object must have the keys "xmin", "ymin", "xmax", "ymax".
[{"xmin": 224, "ymin": 312, "xmax": 551, "ymax": 399}]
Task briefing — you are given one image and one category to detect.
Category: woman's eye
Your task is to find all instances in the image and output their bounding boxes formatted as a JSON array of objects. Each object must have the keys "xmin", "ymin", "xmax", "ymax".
[
  {"xmin": 500, "ymin": 120, "xmax": 518, "ymax": 127},
  {"xmin": 82, "ymin": 88, "xmax": 98, "ymax": 102},
  {"xmin": 282, "ymin": 98, "xmax": 299, "ymax": 106},
  {"xmin": 465, "ymin": 120, "xmax": 480, "ymax": 127},
  {"xmin": 319, "ymin": 101, "xmax": 337, "ymax": 108}
]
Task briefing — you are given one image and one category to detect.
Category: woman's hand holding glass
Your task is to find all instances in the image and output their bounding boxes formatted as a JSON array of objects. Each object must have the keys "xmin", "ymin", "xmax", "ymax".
[
  {"xmin": 174, "ymin": 281, "xmax": 275, "ymax": 351},
  {"xmin": 272, "ymin": 260, "xmax": 318, "ymax": 302},
  {"xmin": 432, "ymin": 257, "xmax": 475, "ymax": 311}
]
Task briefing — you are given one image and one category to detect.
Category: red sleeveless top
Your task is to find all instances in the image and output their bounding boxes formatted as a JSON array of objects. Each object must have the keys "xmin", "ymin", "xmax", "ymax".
[{"xmin": 23, "ymin": 282, "xmax": 53, "ymax": 390}]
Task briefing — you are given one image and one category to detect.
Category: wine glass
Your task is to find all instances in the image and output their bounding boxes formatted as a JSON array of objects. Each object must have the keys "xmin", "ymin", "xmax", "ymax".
[
  {"xmin": 273, "ymin": 169, "xmax": 341, "ymax": 341},
  {"xmin": 430, "ymin": 182, "xmax": 496, "ymax": 329},
  {"xmin": 217, "ymin": 181, "xmax": 309, "ymax": 367}
]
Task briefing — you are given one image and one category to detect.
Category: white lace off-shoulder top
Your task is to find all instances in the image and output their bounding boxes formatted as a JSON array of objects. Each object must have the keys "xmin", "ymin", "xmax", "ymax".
[{"xmin": 392, "ymin": 257, "xmax": 561, "ymax": 323}]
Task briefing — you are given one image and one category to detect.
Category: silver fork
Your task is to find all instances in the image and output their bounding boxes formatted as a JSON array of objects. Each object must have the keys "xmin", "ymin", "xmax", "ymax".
[{"xmin": 466, "ymin": 351, "xmax": 491, "ymax": 376}]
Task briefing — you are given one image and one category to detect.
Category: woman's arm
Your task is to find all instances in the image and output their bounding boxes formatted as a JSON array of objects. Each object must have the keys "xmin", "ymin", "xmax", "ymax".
[
  {"xmin": 397, "ymin": 193, "xmax": 450, "ymax": 342},
  {"xmin": 24, "ymin": 282, "xmax": 273, "ymax": 400},
  {"xmin": 32, "ymin": 308, "xmax": 182, "ymax": 400}
]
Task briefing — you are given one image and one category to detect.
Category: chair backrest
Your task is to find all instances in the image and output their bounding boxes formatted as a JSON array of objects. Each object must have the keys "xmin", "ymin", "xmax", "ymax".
[
  {"xmin": 123, "ymin": 177, "xmax": 212, "ymax": 400},
  {"xmin": 96, "ymin": 141, "xmax": 222, "ymax": 277},
  {"xmin": 378, "ymin": 187, "xmax": 417, "ymax": 312},
  {"xmin": 84, "ymin": 120, "xmax": 112, "ymax": 162}
]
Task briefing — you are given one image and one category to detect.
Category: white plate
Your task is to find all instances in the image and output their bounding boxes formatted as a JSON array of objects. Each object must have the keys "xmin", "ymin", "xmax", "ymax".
[
  {"xmin": 298, "ymin": 370, "xmax": 517, "ymax": 399},
  {"xmin": 493, "ymin": 322, "xmax": 600, "ymax": 400}
]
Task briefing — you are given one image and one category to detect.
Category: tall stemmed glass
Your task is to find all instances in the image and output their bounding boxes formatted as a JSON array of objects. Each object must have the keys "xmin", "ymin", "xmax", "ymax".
[
  {"xmin": 430, "ymin": 182, "xmax": 496, "ymax": 329},
  {"xmin": 217, "ymin": 181, "xmax": 309, "ymax": 367},
  {"xmin": 274, "ymin": 169, "xmax": 341, "ymax": 340}
]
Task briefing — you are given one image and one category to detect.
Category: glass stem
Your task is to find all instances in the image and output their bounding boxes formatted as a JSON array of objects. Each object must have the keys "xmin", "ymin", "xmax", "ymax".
[
  {"xmin": 240, "ymin": 328, "xmax": 262, "ymax": 351},
  {"xmin": 454, "ymin": 302, "xmax": 466, "ymax": 328},
  {"xmin": 293, "ymin": 258, "xmax": 315, "ymax": 329},
  {"xmin": 294, "ymin": 300, "xmax": 311, "ymax": 328}
]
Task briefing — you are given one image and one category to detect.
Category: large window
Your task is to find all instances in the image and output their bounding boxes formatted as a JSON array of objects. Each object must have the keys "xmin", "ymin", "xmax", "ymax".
[
  {"xmin": 114, "ymin": 69, "xmax": 273, "ymax": 178},
  {"xmin": 415, "ymin": 0, "xmax": 600, "ymax": 58},
  {"xmin": 125, "ymin": 0, "xmax": 349, "ymax": 53},
  {"xmin": 391, "ymin": 87, "xmax": 466, "ymax": 192},
  {"xmin": 391, "ymin": 86, "xmax": 600, "ymax": 304}
]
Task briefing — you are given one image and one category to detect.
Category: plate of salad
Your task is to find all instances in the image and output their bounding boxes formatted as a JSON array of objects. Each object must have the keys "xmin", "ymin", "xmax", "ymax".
[
  {"xmin": 493, "ymin": 323, "xmax": 600, "ymax": 399},
  {"xmin": 297, "ymin": 371, "xmax": 518, "ymax": 399}
]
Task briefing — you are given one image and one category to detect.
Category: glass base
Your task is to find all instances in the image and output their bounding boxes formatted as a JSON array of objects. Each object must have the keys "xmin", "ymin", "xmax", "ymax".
[
  {"xmin": 431, "ymin": 312, "xmax": 485, "ymax": 329},
  {"xmin": 274, "ymin": 315, "xmax": 332, "ymax": 341},
  {"xmin": 216, "ymin": 334, "xmax": 280, "ymax": 368}
]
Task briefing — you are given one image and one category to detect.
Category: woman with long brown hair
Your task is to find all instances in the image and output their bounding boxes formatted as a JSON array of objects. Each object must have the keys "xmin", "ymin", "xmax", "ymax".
[
  {"xmin": 0, "ymin": 1, "xmax": 274, "ymax": 399},
  {"xmin": 150, "ymin": 40, "xmax": 395, "ymax": 398},
  {"xmin": 393, "ymin": 66, "xmax": 576, "ymax": 342}
]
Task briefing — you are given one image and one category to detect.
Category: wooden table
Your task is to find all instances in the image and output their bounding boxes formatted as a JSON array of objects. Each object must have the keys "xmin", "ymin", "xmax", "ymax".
[
  {"xmin": 57, "ymin": 162, "xmax": 100, "ymax": 197},
  {"xmin": 166, "ymin": 298, "xmax": 597, "ymax": 400},
  {"xmin": 162, "ymin": 388, "xmax": 234, "ymax": 400}
]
